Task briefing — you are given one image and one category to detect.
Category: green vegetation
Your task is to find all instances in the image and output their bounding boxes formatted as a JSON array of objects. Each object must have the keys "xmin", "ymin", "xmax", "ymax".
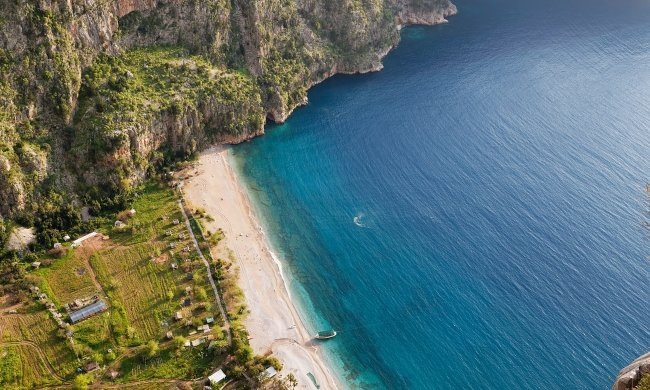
[
  {"xmin": 34, "ymin": 246, "xmax": 100, "ymax": 305},
  {"xmin": 638, "ymin": 374, "xmax": 650, "ymax": 390},
  {"xmin": 144, "ymin": 340, "xmax": 159, "ymax": 360},
  {"xmin": 72, "ymin": 373, "xmax": 91, "ymax": 390},
  {"xmin": 0, "ymin": 344, "xmax": 61, "ymax": 389},
  {"xmin": 0, "ymin": 180, "xmax": 281, "ymax": 387},
  {"xmin": 68, "ymin": 46, "xmax": 265, "ymax": 203},
  {"xmin": 0, "ymin": 309, "xmax": 78, "ymax": 379}
]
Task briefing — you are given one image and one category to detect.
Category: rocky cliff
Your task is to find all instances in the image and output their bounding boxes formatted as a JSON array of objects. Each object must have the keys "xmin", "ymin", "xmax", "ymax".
[
  {"xmin": 613, "ymin": 353, "xmax": 650, "ymax": 390},
  {"xmin": 0, "ymin": 0, "xmax": 456, "ymax": 247}
]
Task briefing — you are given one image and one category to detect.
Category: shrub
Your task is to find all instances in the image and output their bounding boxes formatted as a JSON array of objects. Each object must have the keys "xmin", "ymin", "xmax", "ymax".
[
  {"xmin": 195, "ymin": 287, "xmax": 208, "ymax": 302},
  {"xmin": 172, "ymin": 336, "xmax": 186, "ymax": 350},
  {"xmin": 143, "ymin": 340, "xmax": 159, "ymax": 360},
  {"xmin": 73, "ymin": 374, "xmax": 91, "ymax": 390},
  {"xmin": 116, "ymin": 210, "xmax": 133, "ymax": 222},
  {"xmin": 48, "ymin": 246, "xmax": 67, "ymax": 258}
]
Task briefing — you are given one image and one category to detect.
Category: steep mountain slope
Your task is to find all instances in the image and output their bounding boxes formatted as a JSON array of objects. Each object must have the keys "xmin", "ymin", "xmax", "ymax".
[{"xmin": 0, "ymin": 0, "xmax": 455, "ymax": 247}]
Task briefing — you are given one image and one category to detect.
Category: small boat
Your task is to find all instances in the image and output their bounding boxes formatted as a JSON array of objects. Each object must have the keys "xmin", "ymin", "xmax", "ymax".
[
  {"xmin": 307, "ymin": 372, "xmax": 321, "ymax": 389},
  {"xmin": 316, "ymin": 329, "xmax": 337, "ymax": 340}
]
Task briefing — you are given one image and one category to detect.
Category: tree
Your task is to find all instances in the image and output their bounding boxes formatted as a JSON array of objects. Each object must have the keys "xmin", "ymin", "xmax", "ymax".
[
  {"xmin": 196, "ymin": 287, "xmax": 208, "ymax": 302},
  {"xmin": 105, "ymin": 350, "xmax": 117, "ymax": 362},
  {"xmin": 91, "ymin": 351, "xmax": 104, "ymax": 364},
  {"xmin": 144, "ymin": 340, "xmax": 159, "ymax": 360},
  {"xmin": 166, "ymin": 289, "xmax": 174, "ymax": 301},
  {"xmin": 172, "ymin": 336, "xmax": 187, "ymax": 351},
  {"xmin": 209, "ymin": 338, "xmax": 229, "ymax": 354},
  {"xmin": 287, "ymin": 373, "xmax": 298, "ymax": 389},
  {"xmin": 73, "ymin": 374, "xmax": 91, "ymax": 390}
]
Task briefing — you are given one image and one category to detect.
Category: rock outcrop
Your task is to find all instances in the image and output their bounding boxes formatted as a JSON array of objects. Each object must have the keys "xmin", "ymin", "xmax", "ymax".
[
  {"xmin": 0, "ymin": 0, "xmax": 456, "ymax": 227},
  {"xmin": 614, "ymin": 353, "xmax": 650, "ymax": 390}
]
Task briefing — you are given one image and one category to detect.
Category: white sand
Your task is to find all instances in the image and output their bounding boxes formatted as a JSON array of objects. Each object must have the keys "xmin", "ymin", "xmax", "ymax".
[{"xmin": 183, "ymin": 146, "xmax": 339, "ymax": 390}]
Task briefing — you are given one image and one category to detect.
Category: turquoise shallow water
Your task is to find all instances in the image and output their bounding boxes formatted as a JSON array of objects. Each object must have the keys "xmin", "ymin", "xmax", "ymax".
[{"xmin": 231, "ymin": 0, "xmax": 650, "ymax": 388}]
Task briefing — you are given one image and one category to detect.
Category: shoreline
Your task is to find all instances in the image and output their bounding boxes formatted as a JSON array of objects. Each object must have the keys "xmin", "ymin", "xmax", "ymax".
[
  {"xmin": 183, "ymin": 145, "xmax": 341, "ymax": 390},
  {"xmin": 267, "ymin": 5, "xmax": 457, "ymax": 123}
]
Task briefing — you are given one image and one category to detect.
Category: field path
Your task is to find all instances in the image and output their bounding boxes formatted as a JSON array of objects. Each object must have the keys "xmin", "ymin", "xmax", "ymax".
[
  {"xmin": 93, "ymin": 378, "xmax": 187, "ymax": 389},
  {"xmin": 41, "ymin": 378, "xmax": 186, "ymax": 389},
  {"xmin": 0, "ymin": 301, "xmax": 23, "ymax": 314},
  {"xmin": 177, "ymin": 198, "xmax": 232, "ymax": 345},
  {"xmin": 0, "ymin": 340, "xmax": 65, "ymax": 382},
  {"xmin": 78, "ymin": 238, "xmax": 108, "ymax": 296}
]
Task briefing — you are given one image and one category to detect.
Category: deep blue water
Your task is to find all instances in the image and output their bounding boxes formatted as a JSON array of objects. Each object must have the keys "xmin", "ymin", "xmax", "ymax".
[{"xmin": 231, "ymin": 0, "xmax": 650, "ymax": 388}]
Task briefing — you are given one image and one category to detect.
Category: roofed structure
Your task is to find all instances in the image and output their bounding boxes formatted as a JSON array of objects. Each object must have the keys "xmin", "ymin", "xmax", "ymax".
[
  {"xmin": 208, "ymin": 369, "xmax": 226, "ymax": 384},
  {"xmin": 72, "ymin": 232, "xmax": 98, "ymax": 246},
  {"xmin": 69, "ymin": 300, "xmax": 108, "ymax": 323},
  {"xmin": 83, "ymin": 361, "xmax": 98, "ymax": 372},
  {"xmin": 264, "ymin": 366, "xmax": 277, "ymax": 378}
]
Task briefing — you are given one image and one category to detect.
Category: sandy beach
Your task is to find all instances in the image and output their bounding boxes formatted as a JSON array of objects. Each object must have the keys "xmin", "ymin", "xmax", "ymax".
[{"xmin": 183, "ymin": 145, "xmax": 339, "ymax": 389}]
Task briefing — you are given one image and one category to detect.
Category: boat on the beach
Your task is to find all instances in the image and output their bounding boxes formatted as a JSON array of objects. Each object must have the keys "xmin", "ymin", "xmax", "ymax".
[{"xmin": 316, "ymin": 329, "xmax": 337, "ymax": 340}]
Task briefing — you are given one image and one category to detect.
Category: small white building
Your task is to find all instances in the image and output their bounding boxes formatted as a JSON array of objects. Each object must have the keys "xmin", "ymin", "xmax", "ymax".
[
  {"xmin": 63, "ymin": 235, "xmax": 71, "ymax": 242},
  {"xmin": 208, "ymin": 369, "xmax": 226, "ymax": 385},
  {"xmin": 73, "ymin": 232, "xmax": 99, "ymax": 246},
  {"xmin": 190, "ymin": 337, "xmax": 206, "ymax": 347},
  {"xmin": 53, "ymin": 242, "xmax": 62, "ymax": 249},
  {"xmin": 258, "ymin": 366, "xmax": 278, "ymax": 381},
  {"xmin": 264, "ymin": 366, "xmax": 277, "ymax": 379}
]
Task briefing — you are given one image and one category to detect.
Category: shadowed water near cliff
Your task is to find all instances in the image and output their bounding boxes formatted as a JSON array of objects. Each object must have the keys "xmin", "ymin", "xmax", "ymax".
[{"xmin": 231, "ymin": 0, "xmax": 650, "ymax": 388}]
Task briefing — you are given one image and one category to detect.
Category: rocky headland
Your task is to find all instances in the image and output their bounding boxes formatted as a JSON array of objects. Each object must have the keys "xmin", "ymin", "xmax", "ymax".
[{"xmin": 614, "ymin": 353, "xmax": 650, "ymax": 390}]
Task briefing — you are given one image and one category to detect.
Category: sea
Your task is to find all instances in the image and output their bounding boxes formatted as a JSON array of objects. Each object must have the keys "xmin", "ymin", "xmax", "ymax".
[{"xmin": 230, "ymin": 0, "xmax": 650, "ymax": 388}]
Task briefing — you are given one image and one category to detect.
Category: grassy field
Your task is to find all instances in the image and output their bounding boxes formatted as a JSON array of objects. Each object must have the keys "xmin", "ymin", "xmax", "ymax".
[{"xmin": 88, "ymin": 182, "xmax": 220, "ymax": 343}]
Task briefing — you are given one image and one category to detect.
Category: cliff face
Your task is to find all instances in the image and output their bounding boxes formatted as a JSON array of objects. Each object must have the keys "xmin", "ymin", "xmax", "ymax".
[
  {"xmin": 613, "ymin": 353, "xmax": 650, "ymax": 390},
  {"xmin": 0, "ymin": 0, "xmax": 456, "ymax": 234}
]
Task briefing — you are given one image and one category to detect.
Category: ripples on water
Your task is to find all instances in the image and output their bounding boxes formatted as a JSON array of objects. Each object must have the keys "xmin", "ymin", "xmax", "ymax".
[{"xmin": 232, "ymin": 0, "xmax": 650, "ymax": 388}]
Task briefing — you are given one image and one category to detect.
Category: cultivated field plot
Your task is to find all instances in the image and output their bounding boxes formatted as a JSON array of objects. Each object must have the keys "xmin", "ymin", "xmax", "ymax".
[
  {"xmin": 0, "ymin": 310, "xmax": 77, "ymax": 377},
  {"xmin": 89, "ymin": 183, "xmax": 218, "ymax": 342},
  {"xmin": 2, "ymin": 182, "xmax": 225, "ymax": 386},
  {"xmin": 112, "ymin": 182, "xmax": 187, "ymax": 246},
  {"xmin": 0, "ymin": 344, "xmax": 62, "ymax": 388},
  {"xmin": 35, "ymin": 243, "xmax": 103, "ymax": 305},
  {"xmin": 91, "ymin": 242, "xmax": 177, "ymax": 340}
]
